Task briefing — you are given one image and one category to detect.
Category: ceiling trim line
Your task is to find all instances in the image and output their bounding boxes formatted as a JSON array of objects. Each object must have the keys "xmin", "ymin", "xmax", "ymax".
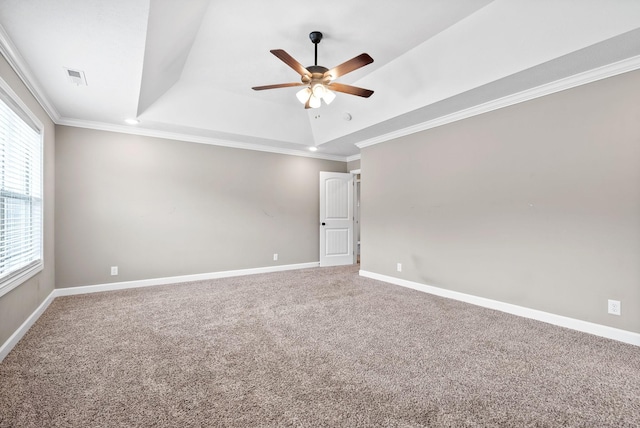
[
  {"xmin": 356, "ymin": 54, "xmax": 640, "ymax": 149},
  {"xmin": 346, "ymin": 154, "xmax": 361, "ymax": 162},
  {"xmin": 0, "ymin": 24, "xmax": 60, "ymax": 122},
  {"xmin": 56, "ymin": 117, "xmax": 348, "ymax": 162}
]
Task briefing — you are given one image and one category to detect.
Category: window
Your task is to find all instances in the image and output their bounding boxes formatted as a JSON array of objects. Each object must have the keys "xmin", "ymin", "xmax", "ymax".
[{"xmin": 0, "ymin": 80, "xmax": 43, "ymax": 297}]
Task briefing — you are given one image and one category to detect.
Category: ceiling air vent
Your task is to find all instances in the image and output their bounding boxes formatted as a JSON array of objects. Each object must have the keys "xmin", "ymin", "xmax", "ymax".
[{"xmin": 65, "ymin": 68, "xmax": 87, "ymax": 86}]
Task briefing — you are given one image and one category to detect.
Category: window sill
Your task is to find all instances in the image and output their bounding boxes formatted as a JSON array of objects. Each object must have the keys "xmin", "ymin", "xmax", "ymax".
[{"xmin": 0, "ymin": 262, "xmax": 44, "ymax": 298}]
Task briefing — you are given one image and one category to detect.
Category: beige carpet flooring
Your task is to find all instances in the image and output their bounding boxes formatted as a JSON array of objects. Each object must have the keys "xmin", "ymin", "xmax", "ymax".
[{"xmin": 0, "ymin": 265, "xmax": 638, "ymax": 427}]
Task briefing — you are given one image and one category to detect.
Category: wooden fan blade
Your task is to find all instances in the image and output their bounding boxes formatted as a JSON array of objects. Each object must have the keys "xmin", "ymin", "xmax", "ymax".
[
  {"xmin": 252, "ymin": 82, "xmax": 307, "ymax": 91},
  {"xmin": 271, "ymin": 49, "xmax": 311, "ymax": 77},
  {"xmin": 327, "ymin": 82, "xmax": 374, "ymax": 98},
  {"xmin": 325, "ymin": 53, "xmax": 373, "ymax": 80}
]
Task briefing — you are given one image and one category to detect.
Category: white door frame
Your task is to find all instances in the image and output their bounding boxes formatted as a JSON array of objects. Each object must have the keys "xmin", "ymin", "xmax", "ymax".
[{"xmin": 350, "ymin": 169, "xmax": 361, "ymax": 265}]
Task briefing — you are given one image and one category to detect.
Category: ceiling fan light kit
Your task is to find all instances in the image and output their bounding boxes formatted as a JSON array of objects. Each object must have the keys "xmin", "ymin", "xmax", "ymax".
[{"xmin": 252, "ymin": 31, "xmax": 374, "ymax": 109}]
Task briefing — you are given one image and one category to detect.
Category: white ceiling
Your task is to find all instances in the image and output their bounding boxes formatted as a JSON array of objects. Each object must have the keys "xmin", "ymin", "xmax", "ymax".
[{"xmin": 1, "ymin": 0, "xmax": 639, "ymax": 160}]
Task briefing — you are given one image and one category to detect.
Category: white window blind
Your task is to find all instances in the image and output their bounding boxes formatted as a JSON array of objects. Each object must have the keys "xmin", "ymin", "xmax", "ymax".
[{"xmin": 0, "ymin": 85, "xmax": 43, "ymax": 295}]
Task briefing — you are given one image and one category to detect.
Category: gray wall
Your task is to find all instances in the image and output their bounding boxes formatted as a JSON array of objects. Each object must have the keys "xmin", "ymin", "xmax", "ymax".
[
  {"xmin": 347, "ymin": 159, "xmax": 361, "ymax": 171},
  {"xmin": 361, "ymin": 69, "xmax": 640, "ymax": 333},
  {"xmin": 0, "ymin": 56, "xmax": 55, "ymax": 346},
  {"xmin": 55, "ymin": 126, "xmax": 346, "ymax": 287}
]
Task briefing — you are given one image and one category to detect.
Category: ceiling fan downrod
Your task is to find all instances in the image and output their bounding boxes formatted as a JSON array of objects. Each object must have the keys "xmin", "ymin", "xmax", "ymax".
[{"xmin": 309, "ymin": 31, "xmax": 323, "ymax": 66}]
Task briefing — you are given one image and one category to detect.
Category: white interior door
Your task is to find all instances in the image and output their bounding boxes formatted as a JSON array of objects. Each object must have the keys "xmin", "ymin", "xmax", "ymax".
[{"xmin": 319, "ymin": 172, "xmax": 354, "ymax": 266}]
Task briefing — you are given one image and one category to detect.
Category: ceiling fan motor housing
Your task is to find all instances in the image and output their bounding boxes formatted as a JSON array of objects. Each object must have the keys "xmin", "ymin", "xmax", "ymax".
[{"xmin": 302, "ymin": 65, "xmax": 331, "ymax": 86}]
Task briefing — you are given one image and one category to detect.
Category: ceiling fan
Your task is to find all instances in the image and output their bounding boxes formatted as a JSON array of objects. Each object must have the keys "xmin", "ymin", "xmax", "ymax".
[{"xmin": 252, "ymin": 31, "xmax": 374, "ymax": 109}]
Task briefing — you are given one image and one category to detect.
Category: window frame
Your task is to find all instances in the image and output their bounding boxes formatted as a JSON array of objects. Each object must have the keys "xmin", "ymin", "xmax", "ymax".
[{"xmin": 0, "ymin": 77, "xmax": 44, "ymax": 299}]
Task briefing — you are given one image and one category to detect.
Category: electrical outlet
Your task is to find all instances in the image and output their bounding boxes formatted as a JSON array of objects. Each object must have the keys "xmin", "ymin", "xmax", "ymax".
[
  {"xmin": 397, "ymin": 263, "xmax": 402, "ymax": 272},
  {"xmin": 273, "ymin": 253, "xmax": 278, "ymax": 261},
  {"xmin": 608, "ymin": 299, "xmax": 621, "ymax": 316},
  {"xmin": 110, "ymin": 266, "xmax": 118, "ymax": 276}
]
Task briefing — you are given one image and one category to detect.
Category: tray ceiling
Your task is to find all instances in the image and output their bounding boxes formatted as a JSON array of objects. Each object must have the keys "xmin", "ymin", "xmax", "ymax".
[{"xmin": 0, "ymin": 0, "xmax": 639, "ymax": 160}]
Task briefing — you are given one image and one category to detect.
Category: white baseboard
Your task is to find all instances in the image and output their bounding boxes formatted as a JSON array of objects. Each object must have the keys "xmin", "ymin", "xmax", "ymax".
[
  {"xmin": 0, "ymin": 262, "xmax": 319, "ymax": 362},
  {"xmin": 0, "ymin": 290, "xmax": 56, "ymax": 362},
  {"xmin": 359, "ymin": 270, "xmax": 640, "ymax": 347},
  {"xmin": 53, "ymin": 262, "xmax": 320, "ymax": 297}
]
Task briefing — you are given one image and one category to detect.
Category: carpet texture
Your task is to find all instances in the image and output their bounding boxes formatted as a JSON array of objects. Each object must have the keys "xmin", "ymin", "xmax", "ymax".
[{"xmin": 0, "ymin": 266, "xmax": 638, "ymax": 427}]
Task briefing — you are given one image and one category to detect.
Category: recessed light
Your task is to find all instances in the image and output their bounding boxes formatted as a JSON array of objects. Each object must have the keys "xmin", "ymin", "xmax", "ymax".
[
  {"xmin": 125, "ymin": 118, "xmax": 140, "ymax": 125},
  {"xmin": 309, "ymin": 147, "xmax": 318, "ymax": 152}
]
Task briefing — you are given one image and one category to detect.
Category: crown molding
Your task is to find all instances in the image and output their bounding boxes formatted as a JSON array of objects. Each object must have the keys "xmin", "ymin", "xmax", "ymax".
[
  {"xmin": 356, "ymin": 55, "xmax": 640, "ymax": 149},
  {"xmin": 57, "ymin": 117, "xmax": 349, "ymax": 162},
  {"xmin": 346, "ymin": 154, "xmax": 361, "ymax": 162},
  {"xmin": 0, "ymin": 24, "xmax": 60, "ymax": 122}
]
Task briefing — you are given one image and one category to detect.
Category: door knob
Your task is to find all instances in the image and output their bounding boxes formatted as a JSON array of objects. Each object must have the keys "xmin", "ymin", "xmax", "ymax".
[{"xmin": 321, "ymin": 222, "xmax": 326, "ymax": 226}]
